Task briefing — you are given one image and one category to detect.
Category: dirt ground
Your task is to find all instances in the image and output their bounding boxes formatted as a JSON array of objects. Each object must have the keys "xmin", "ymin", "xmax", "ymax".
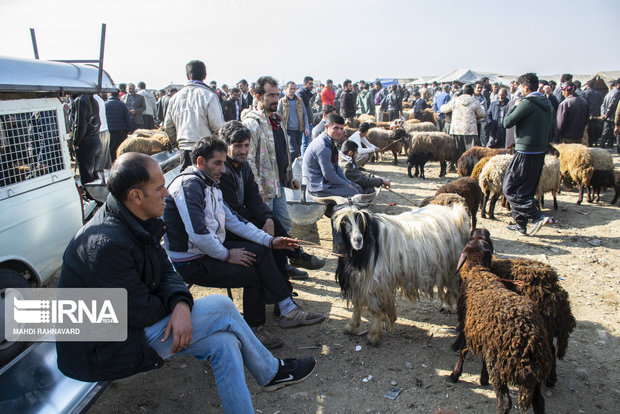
[{"xmin": 90, "ymin": 150, "xmax": 620, "ymax": 414}]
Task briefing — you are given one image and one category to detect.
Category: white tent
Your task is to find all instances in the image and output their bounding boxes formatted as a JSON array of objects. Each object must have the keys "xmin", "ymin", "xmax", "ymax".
[{"xmin": 430, "ymin": 69, "xmax": 508, "ymax": 86}]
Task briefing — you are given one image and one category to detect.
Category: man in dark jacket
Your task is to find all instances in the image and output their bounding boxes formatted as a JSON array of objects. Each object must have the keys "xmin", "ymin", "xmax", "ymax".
[
  {"xmin": 70, "ymin": 94, "xmax": 102, "ymax": 184},
  {"xmin": 581, "ymin": 81, "xmax": 603, "ymax": 146},
  {"xmin": 600, "ymin": 79, "xmax": 620, "ymax": 148},
  {"xmin": 296, "ymin": 76, "xmax": 315, "ymax": 156},
  {"xmin": 339, "ymin": 79, "xmax": 356, "ymax": 123},
  {"xmin": 105, "ymin": 91, "xmax": 132, "ymax": 161},
  {"xmin": 556, "ymin": 82, "xmax": 589, "ymax": 143},
  {"xmin": 222, "ymin": 87, "xmax": 241, "ymax": 121},
  {"xmin": 57, "ymin": 153, "xmax": 316, "ymax": 412},
  {"xmin": 121, "ymin": 83, "xmax": 146, "ymax": 132},
  {"xmin": 218, "ymin": 121, "xmax": 326, "ymax": 282},
  {"xmin": 502, "ymin": 73, "xmax": 553, "ymax": 236},
  {"xmin": 486, "ymin": 88, "xmax": 509, "ymax": 148}
]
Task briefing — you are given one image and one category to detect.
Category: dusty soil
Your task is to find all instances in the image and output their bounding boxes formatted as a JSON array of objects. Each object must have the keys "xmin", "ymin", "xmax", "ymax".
[{"xmin": 90, "ymin": 151, "xmax": 620, "ymax": 414}]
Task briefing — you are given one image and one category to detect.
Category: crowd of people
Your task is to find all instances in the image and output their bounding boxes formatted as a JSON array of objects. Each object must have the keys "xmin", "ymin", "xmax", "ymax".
[{"xmin": 57, "ymin": 59, "xmax": 620, "ymax": 413}]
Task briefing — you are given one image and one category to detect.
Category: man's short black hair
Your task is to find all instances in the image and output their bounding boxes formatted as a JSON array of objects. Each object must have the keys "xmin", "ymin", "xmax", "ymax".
[
  {"xmin": 391, "ymin": 84, "xmax": 397, "ymax": 91},
  {"xmin": 358, "ymin": 122, "xmax": 371, "ymax": 134},
  {"xmin": 518, "ymin": 73, "xmax": 539, "ymax": 92},
  {"xmin": 343, "ymin": 79, "xmax": 352, "ymax": 87},
  {"xmin": 111, "ymin": 90, "xmax": 120, "ymax": 98},
  {"xmin": 231, "ymin": 87, "xmax": 241, "ymax": 94},
  {"xmin": 158, "ymin": 89, "xmax": 166, "ymax": 94},
  {"xmin": 474, "ymin": 81, "xmax": 483, "ymax": 87},
  {"xmin": 322, "ymin": 104, "xmax": 336, "ymax": 115},
  {"xmin": 191, "ymin": 137, "xmax": 228, "ymax": 165},
  {"xmin": 463, "ymin": 84, "xmax": 475, "ymax": 95},
  {"xmin": 560, "ymin": 73, "xmax": 573, "ymax": 83},
  {"xmin": 107, "ymin": 153, "xmax": 156, "ymax": 201},
  {"xmin": 303, "ymin": 76, "xmax": 313, "ymax": 84},
  {"xmin": 573, "ymin": 80, "xmax": 581, "ymax": 88},
  {"xmin": 118, "ymin": 83, "xmax": 127, "ymax": 91},
  {"xmin": 341, "ymin": 140, "xmax": 358, "ymax": 155},
  {"xmin": 238, "ymin": 79, "xmax": 248, "ymax": 86},
  {"xmin": 219, "ymin": 121, "xmax": 251, "ymax": 145},
  {"xmin": 286, "ymin": 80, "xmax": 296, "ymax": 88},
  {"xmin": 375, "ymin": 81, "xmax": 382, "ymax": 88},
  {"xmin": 326, "ymin": 113, "xmax": 345, "ymax": 126},
  {"xmin": 255, "ymin": 76, "xmax": 278, "ymax": 97},
  {"xmin": 586, "ymin": 80, "xmax": 594, "ymax": 88},
  {"xmin": 326, "ymin": 79, "xmax": 333, "ymax": 84},
  {"xmin": 539, "ymin": 79, "xmax": 549, "ymax": 86},
  {"xmin": 413, "ymin": 91, "xmax": 421, "ymax": 97},
  {"xmin": 186, "ymin": 60, "xmax": 206, "ymax": 81},
  {"xmin": 137, "ymin": 81, "xmax": 146, "ymax": 89}
]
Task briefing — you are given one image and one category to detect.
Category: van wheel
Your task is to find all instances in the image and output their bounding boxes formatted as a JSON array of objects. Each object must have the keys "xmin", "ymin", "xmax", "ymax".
[{"xmin": 0, "ymin": 269, "xmax": 30, "ymax": 366}]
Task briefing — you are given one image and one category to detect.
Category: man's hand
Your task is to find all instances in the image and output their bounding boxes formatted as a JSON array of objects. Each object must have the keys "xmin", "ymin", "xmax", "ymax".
[
  {"xmin": 262, "ymin": 218, "xmax": 275, "ymax": 236},
  {"xmin": 129, "ymin": 109, "xmax": 136, "ymax": 115},
  {"xmin": 227, "ymin": 248, "xmax": 256, "ymax": 267},
  {"xmin": 305, "ymin": 128, "xmax": 310, "ymax": 137},
  {"xmin": 615, "ymin": 125, "xmax": 620, "ymax": 136},
  {"xmin": 375, "ymin": 147, "xmax": 382, "ymax": 153},
  {"xmin": 382, "ymin": 178, "xmax": 391, "ymax": 188},
  {"xmin": 161, "ymin": 301, "xmax": 192, "ymax": 354},
  {"xmin": 272, "ymin": 236, "xmax": 299, "ymax": 251}
]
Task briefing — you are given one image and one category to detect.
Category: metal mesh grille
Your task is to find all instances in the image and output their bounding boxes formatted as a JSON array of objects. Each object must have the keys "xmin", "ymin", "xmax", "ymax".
[{"xmin": 0, "ymin": 109, "xmax": 65, "ymax": 187}]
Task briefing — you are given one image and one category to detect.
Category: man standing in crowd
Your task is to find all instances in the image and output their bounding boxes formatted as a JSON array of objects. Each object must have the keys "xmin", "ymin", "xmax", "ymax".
[
  {"xmin": 218, "ymin": 121, "xmax": 326, "ymax": 284},
  {"xmin": 554, "ymin": 74, "xmax": 572, "ymax": 104},
  {"xmin": 356, "ymin": 83, "xmax": 374, "ymax": 116},
  {"xmin": 137, "ymin": 82, "xmax": 157, "ymax": 129},
  {"xmin": 600, "ymin": 79, "xmax": 620, "ymax": 149},
  {"xmin": 302, "ymin": 113, "xmax": 360, "ymax": 198},
  {"xmin": 502, "ymin": 73, "xmax": 553, "ymax": 236},
  {"xmin": 296, "ymin": 76, "xmax": 315, "ymax": 156},
  {"xmin": 163, "ymin": 138, "xmax": 325, "ymax": 349},
  {"xmin": 433, "ymin": 84, "xmax": 451, "ymax": 132},
  {"xmin": 321, "ymin": 80, "xmax": 335, "ymax": 107},
  {"xmin": 278, "ymin": 81, "xmax": 310, "ymax": 161},
  {"xmin": 383, "ymin": 84, "xmax": 401, "ymax": 122},
  {"xmin": 473, "ymin": 81, "xmax": 488, "ymax": 146},
  {"xmin": 440, "ymin": 84, "xmax": 485, "ymax": 161},
  {"xmin": 223, "ymin": 87, "xmax": 241, "ymax": 122},
  {"xmin": 94, "ymin": 93, "xmax": 111, "ymax": 170},
  {"xmin": 105, "ymin": 91, "xmax": 132, "ymax": 162},
  {"xmin": 412, "ymin": 90, "xmax": 426, "ymax": 121},
  {"xmin": 312, "ymin": 105, "xmax": 336, "ymax": 139},
  {"xmin": 237, "ymin": 79, "xmax": 253, "ymax": 112},
  {"xmin": 122, "ymin": 83, "xmax": 146, "ymax": 132},
  {"xmin": 165, "ymin": 60, "xmax": 225, "ymax": 172},
  {"xmin": 486, "ymin": 88, "xmax": 509, "ymax": 148},
  {"xmin": 340, "ymin": 80, "xmax": 356, "ymax": 124},
  {"xmin": 374, "ymin": 81, "xmax": 387, "ymax": 122},
  {"xmin": 581, "ymin": 81, "xmax": 603, "ymax": 146},
  {"xmin": 556, "ymin": 81, "xmax": 589, "ymax": 143},
  {"xmin": 71, "ymin": 94, "xmax": 102, "ymax": 184},
  {"xmin": 242, "ymin": 76, "xmax": 299, "ymax": 234},
  {"xmin": 57, "ymin": 152, "xmax": 317, "ymax": 414}
]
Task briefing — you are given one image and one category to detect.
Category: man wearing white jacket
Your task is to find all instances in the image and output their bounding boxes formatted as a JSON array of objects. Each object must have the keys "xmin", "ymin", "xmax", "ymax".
[
  {"xmin": 163, "ymin": 138, "xmax": 325, "ymax": 349},
  {"xmin": 164, "ymin": 60, "xmax": 225, "ymax": 171}
]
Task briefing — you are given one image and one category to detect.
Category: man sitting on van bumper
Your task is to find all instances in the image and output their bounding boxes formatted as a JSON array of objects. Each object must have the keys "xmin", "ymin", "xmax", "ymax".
[{"xmin": 57, "ymin": 153, "xmax": 316, "ymax": 413}]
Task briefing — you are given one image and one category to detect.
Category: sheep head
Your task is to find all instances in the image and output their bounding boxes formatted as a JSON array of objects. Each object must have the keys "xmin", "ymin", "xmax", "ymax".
[
  {"xmin": 470, "ymin": 228, "xmax": 493, "ymax": 253},
  {"xmin": 456, "ymin": 239, "xmax": 493, "ymax": 274}
]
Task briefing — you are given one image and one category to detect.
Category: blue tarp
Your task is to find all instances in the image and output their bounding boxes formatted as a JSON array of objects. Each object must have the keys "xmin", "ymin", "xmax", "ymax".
[{"xmin": 376, "ymin": 78, "xmax": 399, "ymax": 87}]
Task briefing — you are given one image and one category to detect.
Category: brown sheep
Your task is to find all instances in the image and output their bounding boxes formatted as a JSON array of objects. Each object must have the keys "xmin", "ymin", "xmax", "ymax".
[
  {"xmin": 405, "ymin": 132, "xmax": 457, "ymax": 178},
  {"xmin": 554, "ymin": 143, "xmax": 594, "ymax": 204},
  {"xmin": 116, "ymin": 129, "xmax": 173, "ymax": 157},
  {"xmin": 420, "ymin": 177, "xmax": 482, "ymax": 230},
  {"xmin": 356, "ymin": 114, "xmax": 375, "ymax": 123},
  {"xmin": 365, "ymin": 127, "xmax": 409, "ymax": 165},
  {"xmin": 470, "ymin": 156, "xmax": 491, "ymax": 181},
  {"xmin": 450, "ymin": 239, "xmax": 552, "ymax": 414},
  {"xmin": 457, "ymin": 146, "xmax": 510, "ymax": 177}
]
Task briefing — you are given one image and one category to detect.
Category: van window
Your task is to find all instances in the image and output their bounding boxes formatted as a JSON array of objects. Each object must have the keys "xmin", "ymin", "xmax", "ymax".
[{"xmin": 1, "ymin": 108, "xmax": 66, "ymax": 187}]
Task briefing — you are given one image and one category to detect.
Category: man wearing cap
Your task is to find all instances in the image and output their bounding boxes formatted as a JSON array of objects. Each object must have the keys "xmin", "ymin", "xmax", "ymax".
[{"xmin": 556, "ymin": 82, "xmax": 589, "ymax": 143}]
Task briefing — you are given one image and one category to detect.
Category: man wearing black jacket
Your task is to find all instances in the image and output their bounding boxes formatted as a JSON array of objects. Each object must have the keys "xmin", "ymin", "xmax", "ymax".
[
  {"xmin": 340, "ymin": 79, "xmax": 356, "ymax": 123},
  {"xmin": 218, "ymin": 121, "xmax": 326, "ymax": 282},
  {"xmin": 57, "ymin": 152, "xmax": 316, "ymax": 412}
]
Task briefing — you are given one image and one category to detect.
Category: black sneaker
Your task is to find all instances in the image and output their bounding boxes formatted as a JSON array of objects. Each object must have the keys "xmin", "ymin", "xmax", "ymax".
[
  {"xmin": 262, "ymin": 357, "xmax": 316, "ymax": 391},
  {"xmin": 506, "ymin": 223, "xmax": 526, "ymax": 235}
]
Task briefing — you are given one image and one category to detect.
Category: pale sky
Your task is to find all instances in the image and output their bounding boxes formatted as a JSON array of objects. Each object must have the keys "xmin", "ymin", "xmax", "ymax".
[{"xmin": 1, "ymin": 0, "xmax": 618, "ymax": 89}]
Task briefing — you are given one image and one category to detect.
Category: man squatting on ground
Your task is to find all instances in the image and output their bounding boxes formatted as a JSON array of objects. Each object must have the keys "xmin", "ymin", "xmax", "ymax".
[
  {"xmin": 340, "ymin": 139, "xmax": 390, "ymax": 194},
  {"xmin": 502, "ymin": 72, "xmax": 553, "ymax": 236},
  {"xmin": 163, "ymin": 138, "xmax": 325, "ymax": 350},
  {"xmin": 56, "ymin": 153, "xmax": 316, "ymax": 414}
]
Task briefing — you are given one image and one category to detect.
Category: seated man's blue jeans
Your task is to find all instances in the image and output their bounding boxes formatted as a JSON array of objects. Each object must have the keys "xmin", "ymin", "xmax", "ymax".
[
  {"xmin": 145, "ymin": 295, "xmax": 278, "ymax": 414},
  {"xmin": 268, "ymin": 182, "xmax": 293, "ymax": 233}
]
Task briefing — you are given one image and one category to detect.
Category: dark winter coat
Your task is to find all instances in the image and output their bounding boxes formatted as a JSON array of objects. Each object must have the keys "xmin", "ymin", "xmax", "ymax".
[{"xmin": 56, "ymin": 194, "xmax": 193, "ymax": 382}]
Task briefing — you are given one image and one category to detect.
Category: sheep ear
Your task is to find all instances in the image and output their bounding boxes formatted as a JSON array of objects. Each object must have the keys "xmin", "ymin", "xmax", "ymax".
[{"xmin": 455, "ymin": 253, "xmax": 467, "ymax": 274}]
